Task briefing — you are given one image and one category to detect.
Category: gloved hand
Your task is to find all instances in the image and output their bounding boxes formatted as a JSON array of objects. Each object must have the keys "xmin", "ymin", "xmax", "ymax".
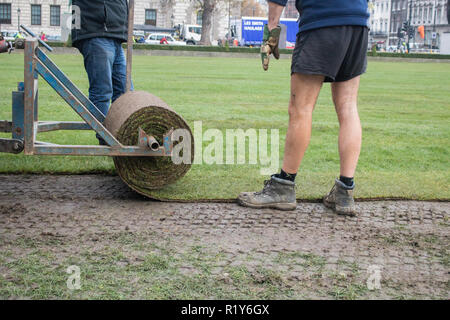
[
  {"xmin": 0, "ymin": 39, "xmax": 13, "ymax": 54},
  {"xmin": 260, "ymin": 24, "xmax": 281, "ymax": 71}
]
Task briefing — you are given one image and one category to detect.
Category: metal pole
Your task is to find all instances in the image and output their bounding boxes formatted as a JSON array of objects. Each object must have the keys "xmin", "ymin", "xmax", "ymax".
[
  {"xmin": 126, "ymin": 0, "xmax": 135, "ymax": 92},
  {"xmin": 18, "ymin": 8, "xmax": 21, "ymax": 33},
  {"xmin": 23, "ymin": 40, "xmax": 38, "ymax": 155},
  {"xmin": 433, "ymin": 0, "xmax": 437, "ymax": 30},
  {"xmin": 433, "ymin": 0, "xmax": 437, "ymax": 49},
  {"xmin": 228, "ymin": 0, "xmax": 231, "ymax": 41},
  {"xmin": 408, "ymin": 0, "xmax": 411, "ymax": 25},
  {"xmin": 407, "ymin": 0, "xmax": 412, "ymax": 52}
]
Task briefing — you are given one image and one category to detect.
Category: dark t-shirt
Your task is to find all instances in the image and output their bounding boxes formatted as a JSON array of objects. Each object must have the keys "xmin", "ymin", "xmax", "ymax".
[{"xmin": 269, "ymin": 0, "xmax": 370, "ymax": 32}]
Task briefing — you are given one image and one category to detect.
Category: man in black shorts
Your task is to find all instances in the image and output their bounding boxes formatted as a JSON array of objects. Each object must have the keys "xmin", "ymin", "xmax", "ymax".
[{"xmin": 238, "ymin": 0, "xmax": 370, "ymax": 215}]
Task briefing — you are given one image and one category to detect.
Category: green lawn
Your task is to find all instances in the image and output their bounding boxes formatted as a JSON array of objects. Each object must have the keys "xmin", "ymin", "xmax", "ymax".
[{"xmin": 0, "ymin": 53, "xmax": 449, "ymax": 200}]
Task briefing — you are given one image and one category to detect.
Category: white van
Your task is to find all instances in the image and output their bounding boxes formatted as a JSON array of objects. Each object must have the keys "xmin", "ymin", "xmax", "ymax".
[{"xmin": 180, "ymin": 24, "xmax": 202, "ymax": 45}]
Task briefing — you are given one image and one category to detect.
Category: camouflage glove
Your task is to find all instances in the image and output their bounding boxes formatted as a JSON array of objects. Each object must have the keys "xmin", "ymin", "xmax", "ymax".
[
  {"xmin": 260, "ymin": 24, "xmax": 281, "ymax": 71},
  {"xmin": 0, "ymin": 39, "xmax": 13, "ymax": 54}
]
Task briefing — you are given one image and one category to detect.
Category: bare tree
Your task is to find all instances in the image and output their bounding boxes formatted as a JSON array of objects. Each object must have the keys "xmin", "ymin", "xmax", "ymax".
[
  {"xmin": 193, "ymin": 0, "xmax": 240, "ymax": 45},
  {"xmin": 195, "ymin": 0, "xmax": 219, "ymax": 45},
  {"xmin": 241, "ymin": 0, "xmax": 265, "ymax": 17},
  {"xmin": 160, "ymin": 0, "xmax": 175, "ymax": 26}
]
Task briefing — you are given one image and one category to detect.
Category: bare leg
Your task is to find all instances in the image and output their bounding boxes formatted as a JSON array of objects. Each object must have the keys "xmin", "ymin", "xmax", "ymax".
[
  {"xmin": 281, "ymin": 73, "xmax": 324, "ymax": 173},
  {"xmin": 331, "ymin": 76, "xmax": 362, "ymax": 178},
  {"xmin": 237, "ymin": 74, "xmax": 323, "ymax": 210}
]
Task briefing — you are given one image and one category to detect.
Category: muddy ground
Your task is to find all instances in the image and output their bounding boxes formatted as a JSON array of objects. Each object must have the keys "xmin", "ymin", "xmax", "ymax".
[{"xmin": 0, "ymin": 175, "xmax": 448, "ymax": 299}]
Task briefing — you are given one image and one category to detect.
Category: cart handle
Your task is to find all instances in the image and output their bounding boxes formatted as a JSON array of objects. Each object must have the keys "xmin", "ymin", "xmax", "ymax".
[
  {"xmin": 126, "ymin": 0, "xmax": 135, "ymax": 92},
  {"xmin": 20, "ymin": 25, "xmax": 54, "ymax": 52}
]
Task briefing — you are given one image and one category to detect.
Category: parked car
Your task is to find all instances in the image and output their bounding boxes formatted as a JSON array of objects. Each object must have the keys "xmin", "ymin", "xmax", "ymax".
[
  {"xmin": 145, "ymin": 33, "xmax": 186, "ymax": 46},
  {"xmin": 1, "ymin": 31, "xmax": 16, "ymax": 41}
]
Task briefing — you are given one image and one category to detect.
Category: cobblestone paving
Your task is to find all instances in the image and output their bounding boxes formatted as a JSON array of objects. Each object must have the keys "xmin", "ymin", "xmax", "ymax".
[{"xmin": 0, "ymin": 175, "xmax": 448, "ymax": 299}]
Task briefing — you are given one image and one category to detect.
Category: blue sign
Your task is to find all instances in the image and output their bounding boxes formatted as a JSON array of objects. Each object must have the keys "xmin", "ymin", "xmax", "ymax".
[{"xmin": 241, "ymin": 18, "xmax": 299, "ymax": 46}]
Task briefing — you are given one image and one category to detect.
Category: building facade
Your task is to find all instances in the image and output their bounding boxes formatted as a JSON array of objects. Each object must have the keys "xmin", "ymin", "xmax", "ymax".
[
  {"xmin": 2, "ymin": 1, "xmax": 448, "ymax": 50},
  {"xmin": 0, "ymin": 0, "xmax": 69, "ymax": 38},
  {"xmin": 369, "ymin": 0, "xmax": 392, "ymax": 47},
  {"xmin": 133, "ymin": 0, "xmax": 236, "ymax": 41},
  {"xmin": 409, "ymin": 0, "xmax": 449, "ymax": 48},
  {"xmin": 389, "ymin": 0, "xmax": 449, "ymax": 49},
  {"xmin": 389, "ymin": 0, "xmax": 409, "ymax": 45},
  {"xmin": 0, "ymin": 0, "xmax": 238, "ymax": 42}
]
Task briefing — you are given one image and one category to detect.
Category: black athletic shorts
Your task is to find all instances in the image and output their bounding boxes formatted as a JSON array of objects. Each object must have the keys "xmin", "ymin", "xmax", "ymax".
[{"xmin": 291, "ymin": 25, "xmax": 369, "ymax": 82}]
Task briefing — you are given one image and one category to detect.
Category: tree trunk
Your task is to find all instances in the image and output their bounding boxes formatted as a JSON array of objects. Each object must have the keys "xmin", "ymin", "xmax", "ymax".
[{"xmin": 199, "ymin": 0, "xmax": 215, "ymax": 45}]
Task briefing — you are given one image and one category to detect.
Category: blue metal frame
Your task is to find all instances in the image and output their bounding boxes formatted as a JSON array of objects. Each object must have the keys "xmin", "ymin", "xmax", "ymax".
[
  {"xmin": 35, "ymin": 48, "xmax": 106, "ymax": 123},
  {"xmin": 37, "ymin": 121, "xmax": 91, "ymax": 132},
  {"xmin": 12, "ymin": 85, "xmax": 25, "ymax": 140},
  {"xmin": 35, "ymin": 57, "xmax": 122, "ymax": 147},
  {"xmin": 1, "ymin": 38, "xmax": 173, "ymax": 157},
  {"xmin": 23, "ymin": 39, "xmax": 37, "ymax": 155},
  {"xmin": 33, "ymin": 145, "xmax": 167, "ymax": 156}
]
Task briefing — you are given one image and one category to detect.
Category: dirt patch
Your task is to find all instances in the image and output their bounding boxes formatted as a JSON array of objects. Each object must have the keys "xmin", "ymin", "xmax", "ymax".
[
  {"xmin": 0, "ymin": 203, "xmax": 27, "ymax": 215},
  {"xmin": 0, "ymin": 175, "xmax": 448, "ymax": 299}
]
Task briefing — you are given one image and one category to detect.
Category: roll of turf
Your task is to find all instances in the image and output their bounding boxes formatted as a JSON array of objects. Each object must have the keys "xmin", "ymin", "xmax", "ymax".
[{"xmin": 105, "ymin": 91, "xmax": 194, "ymax": 197}]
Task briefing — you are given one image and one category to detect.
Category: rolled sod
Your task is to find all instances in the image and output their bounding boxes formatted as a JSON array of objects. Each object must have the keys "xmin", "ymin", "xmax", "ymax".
[{"xmin": 105, "ymin": 91, "xmax": 194, "ymax": 198}]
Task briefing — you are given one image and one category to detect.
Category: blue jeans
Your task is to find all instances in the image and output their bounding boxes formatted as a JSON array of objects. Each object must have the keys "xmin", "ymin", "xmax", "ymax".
[{"xmin": 79, "ymin": 37, "xmax": 131, "ymax": 117}]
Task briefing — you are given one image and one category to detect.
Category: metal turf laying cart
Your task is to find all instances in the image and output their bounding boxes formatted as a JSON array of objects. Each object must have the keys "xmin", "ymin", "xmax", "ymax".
[{"xmin": 0, "ymin": 2, "xmax": 194, "ymax": 197}]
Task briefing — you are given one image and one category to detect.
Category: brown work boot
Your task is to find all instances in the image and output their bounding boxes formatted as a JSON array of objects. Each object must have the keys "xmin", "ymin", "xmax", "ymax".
[
  {"xmin": 237, "ymin": 175, "xmax": 297, "ymax": 211},
  {"xmin": 323, "ymin": 179, "xmax": 356, "ymax": 216}
]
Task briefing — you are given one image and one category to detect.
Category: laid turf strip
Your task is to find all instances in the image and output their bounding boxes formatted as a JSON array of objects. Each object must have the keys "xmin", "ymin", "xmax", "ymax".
[{"xmin": 0, "ymin": 54, "xmax": 449, "ymax": 200}]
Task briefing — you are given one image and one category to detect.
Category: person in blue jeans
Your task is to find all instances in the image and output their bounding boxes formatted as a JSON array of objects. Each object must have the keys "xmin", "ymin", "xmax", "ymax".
[
  {"xmin": 71, "ymin": 0, "xmax": 131, "ymax": 144},
  {"xmin": 78, "ymin": 38, "xmax": 128, "ymax": 117}
]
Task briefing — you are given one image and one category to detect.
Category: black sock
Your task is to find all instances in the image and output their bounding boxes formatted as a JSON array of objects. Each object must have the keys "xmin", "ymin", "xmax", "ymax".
[
  {"xmin": 275, "ymin": 169, "xmax": 297, "ymax": 182},
  {"xmin": 339, "ymin": 175, "xmax": 354, "ymax": 187}
]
